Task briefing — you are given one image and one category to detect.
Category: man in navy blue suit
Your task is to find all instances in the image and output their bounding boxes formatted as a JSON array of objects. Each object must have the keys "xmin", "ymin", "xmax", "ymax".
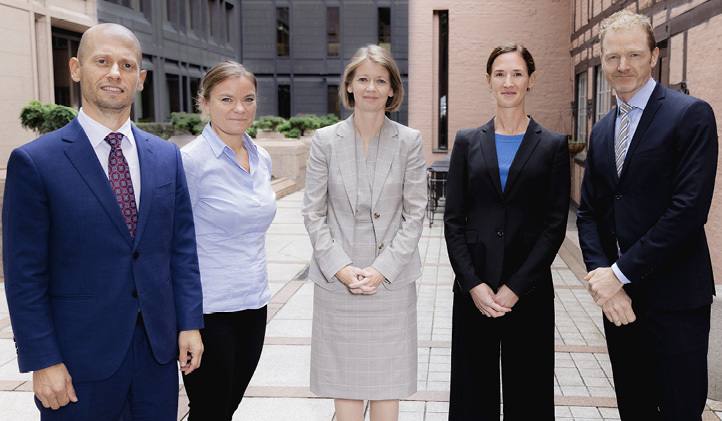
[
  {"xmin": 578, "ymin": 10, "xmax": 717, "ymax": 421},
  {"xmin": 3, "ymin": 23, "xmax": 204, "ymax": 420}
]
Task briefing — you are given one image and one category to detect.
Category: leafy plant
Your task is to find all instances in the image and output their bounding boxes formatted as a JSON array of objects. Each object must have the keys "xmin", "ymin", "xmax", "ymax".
[
  {"xmin": 170, "ymin": 112, "xmax": 204, "ymax": 135},
  {"xmin": 318, "ymin": 113, "xmax": 341, "ymax": 127},
  {"xmin": 19, "ymin": 100, "xmax": 78, "ymax": 135},
  {"xmin": 255, "ymin": 115, "xmax": 287, "ymax": 131}
]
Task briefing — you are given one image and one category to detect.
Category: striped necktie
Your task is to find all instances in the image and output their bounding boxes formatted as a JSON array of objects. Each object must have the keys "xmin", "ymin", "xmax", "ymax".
[{"xmin": 614, "ymin": 103, "xmax": 633, "ymax": 176}]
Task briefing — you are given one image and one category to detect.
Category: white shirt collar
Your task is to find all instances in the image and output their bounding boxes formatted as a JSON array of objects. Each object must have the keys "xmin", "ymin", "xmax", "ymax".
[
  {"xmin": 616, "ymin": 77, "xmax": 656, "ymax": 112},
  {"xmin": 77, "ymin": 108, "xmax": 136, "ymax": 148}
]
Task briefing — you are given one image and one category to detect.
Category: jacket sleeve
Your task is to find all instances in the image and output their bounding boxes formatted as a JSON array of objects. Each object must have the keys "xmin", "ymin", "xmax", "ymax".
[
  {"xmin": 2, "ymin": 148, "xmax": 63, "ymax": 372},
  {"xmin": 170, "ymin": 145, "xmax": 204, "ymax": 332},
  {"xmin": 616, "ymin": 100, "xmax": 718, "ymax": 283},
  {"xmin": 444, "ymin": 132, "xmax": 483, "ymax": 292},
  {"xmin": 576, "ymin": 126, "xmax": 613, "ymax": 271},
  {"xmin": 301, "ymin": 134, "xmax": 353, "ymax": 281},
  {"xmin": 505, "ymin": 134, "xmax": 571, "ymax": 296},
  {"xmin": 372, "ymin": 131, "xmax": 427, "ymax": 282}
]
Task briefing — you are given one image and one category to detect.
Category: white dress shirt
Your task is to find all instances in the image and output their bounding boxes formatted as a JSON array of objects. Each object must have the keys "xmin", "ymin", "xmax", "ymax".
[
  {"xmin": 77, "ymin": 108, "xmax": 141, "ymax": 207},
  {"xmin": 611, "ymin": 77, "xmax": 657, "ymax": 284}
]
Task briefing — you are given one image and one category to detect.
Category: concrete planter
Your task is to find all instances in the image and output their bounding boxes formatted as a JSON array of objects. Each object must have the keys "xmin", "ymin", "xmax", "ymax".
[{"xmin": 254, "ymin": 138, "xmax": 310, "ymax": 195}]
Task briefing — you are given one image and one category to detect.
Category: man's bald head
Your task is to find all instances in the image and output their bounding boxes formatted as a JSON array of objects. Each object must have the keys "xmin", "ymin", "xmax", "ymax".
[{"xmin": 77, "ymin": 23, "xmax": 142, "ymax": 65}]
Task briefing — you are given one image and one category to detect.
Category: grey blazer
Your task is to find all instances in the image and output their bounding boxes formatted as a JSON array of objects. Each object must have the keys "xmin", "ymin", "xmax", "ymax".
[{"xmin": 302, "ymin": 115, "xmax": 427, "ymax": 291}]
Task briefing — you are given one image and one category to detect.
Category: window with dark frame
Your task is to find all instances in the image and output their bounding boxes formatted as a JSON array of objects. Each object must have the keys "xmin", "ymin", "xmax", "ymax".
[
  {"xmin": 166, "ymin": 73, "xmax": 182, "ymax": 114},
  {"xmin": 137, "ymin": 70, "xmax": 154, "ymax": 122},
  {"xmin": 277, "ymin": 7, "xmax": 290, "ymax": 57},
  {"xmin": 594, "ymin": 66, "xmax": 613, "ymax": 123},
  {"xmin": 278, "ymin": 84, "xmax": 291, "ymax": 118},
  {"xmin": 378, "ymin": 7, "xmax": 391, "ymax": 51},
  {"xmin": 576, "ymin": 72, "xmax": 588, "ymax": 142},
  {"xmin": 437, "ymin": 10, "xmax": 449, "ymax": 151},
  {"xmin": 51, "ymin": 30, "xmax": 82, "ymax": 110},
  {"xmin": 225, "ymin": 3, "xmax": 234, "ymax": 44},
  {"xmin": 327, "ymin": 7, "xmax": 340, "ymax": 57},
  {"xmin": 327, "ymin": 84, "xmax": 340, "ymax": 117}
]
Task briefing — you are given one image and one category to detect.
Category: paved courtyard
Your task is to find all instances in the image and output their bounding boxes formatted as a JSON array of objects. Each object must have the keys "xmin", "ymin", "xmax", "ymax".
[{"xmin": 0, "ymin": 190, "xmax": 720, "ymax": 420}]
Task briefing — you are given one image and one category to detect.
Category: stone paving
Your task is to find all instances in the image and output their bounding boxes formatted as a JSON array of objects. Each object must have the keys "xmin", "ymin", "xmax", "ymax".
[{"xmin": 0, "ymin": 189, "xmax": 720, "ymax": 420}]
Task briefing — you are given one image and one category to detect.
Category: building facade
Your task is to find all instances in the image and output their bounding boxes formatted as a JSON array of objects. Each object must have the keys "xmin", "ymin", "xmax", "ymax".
[
  {"xmin": 98, "ymin": 0, "xmax": 240, "ymax": 123},
  {"xmin": 569, "ymin": 0, "xmax": 722, "ymax": 280},
  {"xmin": 0, "ymin": 0, "xmax": 97, "ymax": 166},
  {"xmin": 239, "ymin": 0, "xmax": 409, "ymax": 124},
  {"xmin": 407, "ymin": 0, "xmax": 573, "ymax": 166}
]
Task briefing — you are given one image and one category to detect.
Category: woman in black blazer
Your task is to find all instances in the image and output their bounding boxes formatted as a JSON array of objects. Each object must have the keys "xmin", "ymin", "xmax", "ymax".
[{"xmin": 444, "ymin": 43, "xmax": 570, "ymax": 420}]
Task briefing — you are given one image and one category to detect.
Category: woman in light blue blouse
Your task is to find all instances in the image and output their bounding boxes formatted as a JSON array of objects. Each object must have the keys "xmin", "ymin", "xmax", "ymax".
[{"xmin": 180, "ymin": 61, "xmax": 276, "ymax": 421}]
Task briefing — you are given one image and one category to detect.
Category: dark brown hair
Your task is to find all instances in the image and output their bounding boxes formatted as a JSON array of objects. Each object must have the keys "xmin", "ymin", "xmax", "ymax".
[{"xmin": 486, "ymin": 43, "xmax": 536, "ymax": 76}]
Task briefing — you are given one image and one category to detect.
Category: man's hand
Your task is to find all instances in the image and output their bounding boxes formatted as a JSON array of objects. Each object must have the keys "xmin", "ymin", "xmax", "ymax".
[
  {"xmin": 335, "ymin": 265, "xmax": 375, "ymax": 294},
  {"xmin": 33, "ymin": 363, "xmax": 77, "ymax": 410},
  {"xmin": 494, "ymin": 285, "xmax": 519, "ymax": 309},
  {"xmin": 602, "ymin": 289, "xmax": 637, "ymax": 327},
  {"xmin": 585, "ymin": 267, "xmax": 623, "ymax": 307},
  {"xmin": 178, "ymin": 329, "xmax": 204, "ymax": 375},
  {"xmin": 470, "ymin": 283, "xmax": 512, "ymax": 318}
]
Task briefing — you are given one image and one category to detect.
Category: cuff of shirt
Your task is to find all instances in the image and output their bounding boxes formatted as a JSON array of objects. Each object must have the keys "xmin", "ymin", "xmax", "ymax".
[{"xmin": 612, "ymin": 263, "xmax": 631, "ymax": 284}]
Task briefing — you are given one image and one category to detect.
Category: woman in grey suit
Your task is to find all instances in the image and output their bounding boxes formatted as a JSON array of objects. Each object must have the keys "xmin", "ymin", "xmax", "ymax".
[{"xmin": 302, "ymin": 45, "xmax": 426, "ymax": 421}]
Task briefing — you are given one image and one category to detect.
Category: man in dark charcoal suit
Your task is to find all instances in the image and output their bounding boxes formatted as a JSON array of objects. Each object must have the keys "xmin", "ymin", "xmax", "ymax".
[{"xmin": 577, "ymin": 10, "xmax": 718, "ymax": 421}]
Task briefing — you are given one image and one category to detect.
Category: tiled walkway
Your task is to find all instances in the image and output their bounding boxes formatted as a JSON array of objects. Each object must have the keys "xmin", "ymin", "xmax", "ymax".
[{"xmin": 0, "ymin": 190, "xmax": 720, "ymax": 420}]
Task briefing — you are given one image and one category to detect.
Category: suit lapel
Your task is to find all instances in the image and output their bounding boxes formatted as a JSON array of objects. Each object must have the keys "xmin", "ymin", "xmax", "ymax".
[
  {"xmin": 371, "ymin": 118, "xmax": 400, "ymax": 209},
  {"xmin": 478, "ymin": 119, "xmax": 504, "ymax": 198},
  {"xmin": 334, "ymin": 116, "xmax": 358, "ymax": 214},
  {"xmin": 62, "ymin": 118, "xmax": 134, "ymax": 245},
  {"xmin": 601, "ymin": 106, "xmax": 620, "ymax": 182},
  {"xmin": 504, "ymin": 117, "xmax": 542, "ymax": 196},
  {"xmin": 132, "ymin": 125, "xmax": 156, "ymax": 246},
  {"xmin": 619, "ymin": 83, "xmax": 664, "ymax": 180}
]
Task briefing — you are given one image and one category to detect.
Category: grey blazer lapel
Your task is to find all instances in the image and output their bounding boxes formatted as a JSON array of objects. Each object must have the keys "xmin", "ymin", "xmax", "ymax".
[
  {"xmin": 372, "ymin": 117, "xmax": 400, "ymax": 209},
  {"xmin": 334, "ymin": 116, "xmax": 358, "ymax": 214}
]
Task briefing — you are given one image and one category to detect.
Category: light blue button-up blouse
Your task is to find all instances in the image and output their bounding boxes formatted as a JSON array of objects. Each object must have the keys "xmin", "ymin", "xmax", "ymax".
[{"xmin": 181, "ymin": 123, "xmax": 277, "ymax": 313}]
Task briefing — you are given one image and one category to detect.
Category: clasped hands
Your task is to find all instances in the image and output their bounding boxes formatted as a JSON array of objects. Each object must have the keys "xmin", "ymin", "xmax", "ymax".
[
  {"xmin": 335, "ymin": 265, "xmax": 385, "ymax": 294},
  {"xmin": 469, "ymin": 283, "xmax": 518, "ymax": 318},
  {"xmin": 585, "ymin": 267, "xmax": 636, "ymax": 327}
]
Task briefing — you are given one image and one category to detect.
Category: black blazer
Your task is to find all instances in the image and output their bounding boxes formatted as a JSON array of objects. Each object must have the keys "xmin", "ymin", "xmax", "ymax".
[
  {"xmin": 577, "ymin": 82, "xmax": 718, "ymax": 310},
  {"xmin": 444, "ymin": 117, "xmax": 570, "ymax": 296}
]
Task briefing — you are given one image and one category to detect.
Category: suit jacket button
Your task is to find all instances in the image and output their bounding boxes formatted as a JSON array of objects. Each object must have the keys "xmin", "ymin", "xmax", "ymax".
[
  {"xmin": 378, "ymin": 243, "xmax": 384, "ymax": 249},
  {"xmin": 132, "ymin": 290, "xmax": 138, "ymax": 298},
  {"xmin": 133, "ymin": 251, "xmax": 139, "ymax": 259},
  {"xmin": 496, "ymin": 229, "xmax": 504, "ymax": 237},
  {"xmin": 373, "ymin": 212, "xmax": 380, "ymax": 219},
  {"xmin": 615, "ymin": 195, "xmax": 622, "ymax": 200}
]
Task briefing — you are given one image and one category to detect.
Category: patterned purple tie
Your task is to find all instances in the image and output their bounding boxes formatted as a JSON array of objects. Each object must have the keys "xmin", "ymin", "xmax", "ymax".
[{"xmin": 105, "ymin": 132, "xmax": 138, "ymax": 238}]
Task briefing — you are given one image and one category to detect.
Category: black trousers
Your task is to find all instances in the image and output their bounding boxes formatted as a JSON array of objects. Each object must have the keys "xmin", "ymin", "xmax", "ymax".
[
  {"xmin": 182, "ymin": 306, "xmax": 267, "ymax": 421},
  {"xmin": 448, "ymin": 287, "xmax": 554, "ymax": 421},
  {"xmin": 604, "ymin": 300, "xmax": 710, "ymax": 421}
]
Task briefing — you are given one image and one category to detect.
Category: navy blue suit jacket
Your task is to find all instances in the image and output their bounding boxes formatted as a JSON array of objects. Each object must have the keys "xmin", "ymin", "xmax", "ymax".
[
  {"xmin": 2, "ymin": 117, "xmax": 203, "ymax": 382},
  {"xmin": 577, "ymin": 82, "xmax": 718, "ymax": 310},
  {"xmin": 445, "ymin": 117, "xmax": 570, "ymax": 296}
]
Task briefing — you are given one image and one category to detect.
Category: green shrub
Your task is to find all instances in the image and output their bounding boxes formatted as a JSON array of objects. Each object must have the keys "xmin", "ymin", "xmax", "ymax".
[
  {"xmin": 170, "ymin": 112, "xmax": 204, "ymax": 135},
  {"xmin": 318, "ymin": 113, "xmax": 341, "ymax": 128},
  {"xmin": 135, "ymin": 122, "xmax": 178, "ymax": 140},
  {"xmin": 19, "ymin": 100, "xmax": 78, "ymax": 135},
  {"xmin": 246, "ymin": 125, "xmax": 258, "ymax": 138},
  {"xmin": 256, "ymin": 115, "xmax": 287, "ymax": 131},
  {"xmin": 281, "ymin": 127, "xmax": 301, "ymax": 139}
]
